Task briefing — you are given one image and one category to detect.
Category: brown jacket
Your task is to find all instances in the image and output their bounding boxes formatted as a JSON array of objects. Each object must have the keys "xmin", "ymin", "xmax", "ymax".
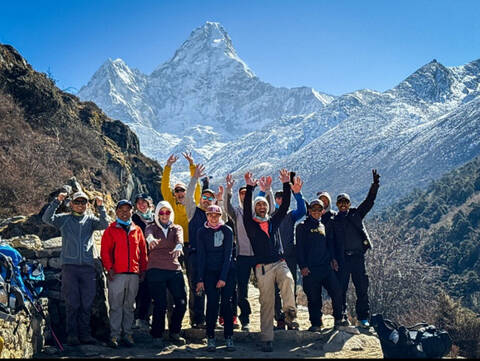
[{"xmin": 144, "ymin": 222, "xmax": 184, "ymax": 271}]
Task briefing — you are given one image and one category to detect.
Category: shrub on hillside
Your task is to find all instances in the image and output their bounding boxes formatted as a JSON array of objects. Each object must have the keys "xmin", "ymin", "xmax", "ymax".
[{"xmin": 434, "ymin": 290, "xmax": 480, "ymax": 358}]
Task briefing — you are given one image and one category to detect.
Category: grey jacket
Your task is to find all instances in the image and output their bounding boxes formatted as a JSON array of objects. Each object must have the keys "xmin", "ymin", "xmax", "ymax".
[{"xmin": 42, "ymin": 199, "xmax": 109, "ymax": 267}]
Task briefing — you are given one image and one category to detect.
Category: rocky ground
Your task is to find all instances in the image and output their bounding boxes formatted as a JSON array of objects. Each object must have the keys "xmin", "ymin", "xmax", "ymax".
[{"xmin": 36, "ymin": 283, "xmax": 383, "ymax": 359}]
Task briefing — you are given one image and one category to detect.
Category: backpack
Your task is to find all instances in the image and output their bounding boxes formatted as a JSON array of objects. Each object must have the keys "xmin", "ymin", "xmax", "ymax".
[
  {"xmin": 0, "ymin": 249, "xmax": 28, "ymax": 314},
  {"xmin": 371, "ymin": 313, "xmax": 452, "ymax": 359}
]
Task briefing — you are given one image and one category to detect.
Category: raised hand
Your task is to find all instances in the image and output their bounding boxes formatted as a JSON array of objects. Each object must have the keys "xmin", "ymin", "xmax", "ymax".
[
  {"xmin": 258, "ymin": 176, "xmax": 267, "ymax": 192},
  {"xmin": 291, "ymin": 176, "xmax": 303, "ymax": 194},
  {"xmin": 265, "ymin": 176, "xmax": 273, "ymax": 190},
  {"xmin": 372, "ymin": 169, "xmax": 380, "ymax": 184},
  {"xmin": 182, "ymin": 151, "xmax": 194, "ymax": 166},
  {"xmin": 94, "ymin": 196, "xmax": 103, "ymax": 207},
  {"xmin": 166, "ymin": 154, "xmax": 178, "ymax": 167},
  {"xmin": 244, "ymin": 172, "xmax": 257, "ymax": 187},
  {"xmin": 225, "ymin": 174, "xmax": 235, "ymax": 191},
  {"xmin": 279, "ymin": 169, "xmax": 290, "ymax": 183},
  {"xmin": 216, "ymin": 185, "xmax": 224, "ymax": 201},
  {"xmin": 57, "ymin": 192, "xmax": 67, "ymax": 202},
  {"xmin": 193, "ymin": 164, "xmax": 206, "ymax": 179}
]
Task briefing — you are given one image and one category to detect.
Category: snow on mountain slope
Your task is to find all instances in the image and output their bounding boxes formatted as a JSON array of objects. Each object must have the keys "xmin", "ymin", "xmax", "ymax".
[{"xmin": 78, "ymin": 22, "xmax": 480, "ymax": 210}]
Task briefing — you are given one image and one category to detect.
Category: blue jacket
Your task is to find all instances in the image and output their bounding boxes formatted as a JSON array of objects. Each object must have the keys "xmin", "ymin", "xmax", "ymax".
[
  {"xmin": 42, "ymin": 199, "xmax": 109, "ymax": 267},
  {"xmin": 196, "ymin": 224, "xmax": 234, "ymax": 283}
]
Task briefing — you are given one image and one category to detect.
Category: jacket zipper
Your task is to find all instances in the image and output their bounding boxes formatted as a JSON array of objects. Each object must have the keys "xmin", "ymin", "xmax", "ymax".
[{"xmin": 126, "ymin": 227, "xmax": 130, "ymax": 272}]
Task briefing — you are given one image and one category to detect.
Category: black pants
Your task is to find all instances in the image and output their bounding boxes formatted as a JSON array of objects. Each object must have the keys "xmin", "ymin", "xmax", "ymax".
[
  {"xmin": 61, "ymin": 264, "xmax": 96, "ymax": 339},
  {"xmin": 236, "ymin": 255, "xmax": 257, "ymax": 325},
  {"xmin": 134, "ymin": 278, "xmax": 151, "ymax": 321},
  {"xmin": 183, "ymin": 246, "xmax": 206, "ymax": 326},
  {"xmin": 274, "ymin": 255, "xmax": 297, "ymax": 321},
  {"xmin": 337, "ymin": 253, "xmax": 370, "ymax": 321},
  {"xmin": 147, "ymin": 269, "xmax": 187, "ymax": 337},
  {"xmin": 302, "ymin": 267, "xmax": 343, "ymax": 326},
  {"xmin": 204, "ymin": 269, "xmax": 236, "ymax": 339}
]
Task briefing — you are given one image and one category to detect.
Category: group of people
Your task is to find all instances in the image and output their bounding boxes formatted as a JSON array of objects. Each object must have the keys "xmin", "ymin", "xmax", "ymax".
[{"xmin": 41, "ymin": 151, "xmax": 380, "ymax": 353}]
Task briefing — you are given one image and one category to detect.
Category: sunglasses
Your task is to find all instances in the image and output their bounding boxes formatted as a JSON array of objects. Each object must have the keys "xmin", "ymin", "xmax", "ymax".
[
  {"xmin": 201, "ymin": 195, "xmax": 215, "ymax": 201},
  {"xmin": 72, "ymin": 199, "xmax": 88, "ymax": 205},
  {"xmin": 158, "ymin": 210, "xmax": 171, "ymax": 216},
  {"xmin": 174, "ymin": 188, "xmax": 185, "ymax": 193}
]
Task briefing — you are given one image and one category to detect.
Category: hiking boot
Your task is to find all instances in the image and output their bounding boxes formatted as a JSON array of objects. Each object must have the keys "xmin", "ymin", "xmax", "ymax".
[
  {"xmin": 134, "ymin": 318, "xmax": 150, "ymax": 330},
  {"xmin": 357, "ymin": 319, "xmax": 371, "ymax": 328},
  {"xmin": 308, "ymin": 325, "xmax": 322, "ymax": 332},
  {"xmin": 108, "ymin": 336, "xmax": 119, "ymax": 348},
  {"xmin": 274, "ymin": 320, "xmax": 286, "ymax": 331},
  {"xmin": 79, "ymin": 334, "xmax": 97, "ymax": 344},
  {"xmin": 233, "ymin": 315, "xmax": 240, "ymax": 329},
  {"xmin": 66, "ymin": 335, "xmax": 80, "ymax": 346},
  {"xmin": 241, "ymin": 322, "xmax": 250, "ymax": 332},
  {"xmin": 262, "ymin": 341, "xmax": 273, "ymax": 352},
  {"xmin": 285, "ymin": 309, "xmax": 299, "ymax": 330},
  {"xmin": 123, "ymin": 334, "xmax": 135, "ymax": 347},
  {"xmin": 192, "ymin": 322, "xmax": 206, "ymax": 329},
  {"xmin": 219, "ymin": 316, "xmax": 224, "ymax": 326},
  {"xmin": 225, "ymin": 337, "xmax": 235, "ymax": 351},
  {"xmin": 206, "ymin": 337, "xmax": 216, "ymax": 352},
  {"xmin": 168, "ymin": 333, "xmax": 186, "ymax": 346}
]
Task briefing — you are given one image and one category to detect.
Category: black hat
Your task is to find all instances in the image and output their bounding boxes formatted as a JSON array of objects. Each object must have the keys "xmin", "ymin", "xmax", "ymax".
[
  {"xmin": 116, "ymin": 199, "xmax": 133, "ymax": 210},
  {"xmin": 336, "ymin": 193, "xmax": 351, "ymax": 202},
  {"xmin": 274, "ymin": 190, "xmax": 283, "ymax": 198},
  {"xmin": 134, "ymin": 193, "xmax": 152, "ymax": 203},
  {"xmin": 201, "ymin": 188, "xmax": 216, "ymax": 196}
]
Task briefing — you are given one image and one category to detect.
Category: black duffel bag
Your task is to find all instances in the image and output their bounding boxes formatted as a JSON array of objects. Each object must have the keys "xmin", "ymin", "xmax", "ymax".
[{"xmin": 371, "ymin": 313, "xmax": 452, "ymax": 359}]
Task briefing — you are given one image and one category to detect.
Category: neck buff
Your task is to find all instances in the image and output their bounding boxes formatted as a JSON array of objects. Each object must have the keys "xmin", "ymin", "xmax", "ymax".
[
  {"xmin": 204, "ymin": 219, "xmax": 224, "ymax": 230},
  {"xmin": 159, "ymin": 220, "xmax": 172, "ymax": 230},
  {"xmin": 253, "ymin": 214, "xmax": 269, "ymax": 222},
  {"xmin": 136, "ymin": 209, "xmax": 153, "ymax": 221},
  {"xmin": 116, "ymin": 218, "xmax": 132, "ymax": 226},
  {"xmin": 72, "ymin": 211, "xmax": 84, "ymax": 217}
]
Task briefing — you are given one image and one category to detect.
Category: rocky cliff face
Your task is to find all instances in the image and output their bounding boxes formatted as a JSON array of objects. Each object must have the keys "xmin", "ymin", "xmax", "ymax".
[{"xmin": 0, "ymin": 44, "xmax": 163, "ymax": 225}]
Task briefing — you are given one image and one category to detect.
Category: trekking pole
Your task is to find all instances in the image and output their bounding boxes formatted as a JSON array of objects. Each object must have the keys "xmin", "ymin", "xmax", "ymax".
[{"xmin": 23, "ymin": 282, "xmax": 64, "ymax": 352}]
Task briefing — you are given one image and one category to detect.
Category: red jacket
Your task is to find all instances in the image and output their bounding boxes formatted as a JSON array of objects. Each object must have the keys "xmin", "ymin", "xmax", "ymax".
[{"xmin": 101, "ymin": 221, "xmax": 148, "ymax": 274}]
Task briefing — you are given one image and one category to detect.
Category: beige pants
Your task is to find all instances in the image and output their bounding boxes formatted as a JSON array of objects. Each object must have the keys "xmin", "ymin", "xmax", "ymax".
[
  {"xmin": 255, "ymin": 260, "xmax": 296, "ymax": 342},
  {"xmin": 108, "ymin": 273, "xmax": 139, "ymax": 338}
]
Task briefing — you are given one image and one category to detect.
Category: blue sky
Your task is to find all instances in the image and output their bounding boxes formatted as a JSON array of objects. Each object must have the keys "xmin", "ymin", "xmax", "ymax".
[{"xmin": 1, "ymin": 0, "xmax": 479, "ymax": 95}]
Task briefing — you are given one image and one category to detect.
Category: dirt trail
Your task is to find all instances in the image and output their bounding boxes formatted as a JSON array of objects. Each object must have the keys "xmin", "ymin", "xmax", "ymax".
[{"xmin": 38, "ymin": 283, "xmax": 383, "ymax": 358}]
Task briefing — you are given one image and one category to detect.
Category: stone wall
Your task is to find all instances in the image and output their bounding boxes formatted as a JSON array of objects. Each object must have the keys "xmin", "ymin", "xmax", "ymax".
[{"xmin": 1, "ymin": 232, "xmax": 110, "ymax": 357}]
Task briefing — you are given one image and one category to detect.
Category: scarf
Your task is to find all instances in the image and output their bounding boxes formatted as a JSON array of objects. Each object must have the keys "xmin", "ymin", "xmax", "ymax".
[
  {"xmin": 159, "ymin": 220, "xmax": 172, "ymax": 230},
  {"xmin": 204, "ymin": 219, "xmax": 224, "ymax": 230},
  {"xmin": 136, "ymin": 209, "xmax": 153, "ymax": 222},
  {"xmin": 116, "ymin": 218, "xmax": 132, "ymax": 226}
]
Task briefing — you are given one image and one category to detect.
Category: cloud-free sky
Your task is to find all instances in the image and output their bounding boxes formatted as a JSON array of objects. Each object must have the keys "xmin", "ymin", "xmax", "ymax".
[{"xmin": 1, "ymin": 0, "xmax": 479, "ymax": 95}]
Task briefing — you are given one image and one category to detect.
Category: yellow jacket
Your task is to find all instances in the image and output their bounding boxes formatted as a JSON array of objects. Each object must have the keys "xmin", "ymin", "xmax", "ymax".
[{"xmin": 161, "ymin": 164, "xmax": 200, "ymax": 243}]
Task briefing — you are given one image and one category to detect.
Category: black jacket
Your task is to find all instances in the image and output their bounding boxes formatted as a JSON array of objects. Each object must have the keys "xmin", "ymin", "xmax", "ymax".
[
  {"xmin": 328, "ymin": 182, "xmax": 379, "ymax": 266},
  {"xmin": 243, "ymin": 182, "xmax": 291, "ymax": 265},
  {"xmin": 296, "ymin": 215, "xmax": 334, "ymax": 272}
]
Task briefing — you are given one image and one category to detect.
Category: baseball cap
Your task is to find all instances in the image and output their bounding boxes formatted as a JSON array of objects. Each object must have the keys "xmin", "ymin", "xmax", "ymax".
[
  {"xmin": 116, "ymin": 199, "xmax": 133, "ymax": 210},
  {"xmin": 134, "ymin": 193, "xmax": 152, "ymax": 203},
  {"xmin": 202, "ymin": 188, "xmax": 216, "ymax": 196},
  {"xmin": 309, "ymin": 199, "xmax": 324, "ymax": 209},
  {"xmin": 72, "ymin": 191, "xmax": 88, "ymax": 201},
  {"xmin": 274, "ymin": 190, "xmax": 283, "ymax": 198},
  {"xmin": 337, "ymin": 193, "xmax": 351, "ymax": 202},
  {"xmin": 206, "ymin": 205, "xmax": 222, "ymax": 215}
]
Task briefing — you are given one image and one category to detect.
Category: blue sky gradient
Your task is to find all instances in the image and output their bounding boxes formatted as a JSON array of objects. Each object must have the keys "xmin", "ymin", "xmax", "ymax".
[{"xmin": 1, "ymin": 0, "xmax": 479, "ymax": 95}]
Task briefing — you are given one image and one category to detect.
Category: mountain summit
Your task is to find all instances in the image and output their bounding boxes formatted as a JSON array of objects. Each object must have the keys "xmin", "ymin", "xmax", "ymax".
[{"xmin": 78, "ymin": 21, "xmax": 334, "ymax": 162}]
